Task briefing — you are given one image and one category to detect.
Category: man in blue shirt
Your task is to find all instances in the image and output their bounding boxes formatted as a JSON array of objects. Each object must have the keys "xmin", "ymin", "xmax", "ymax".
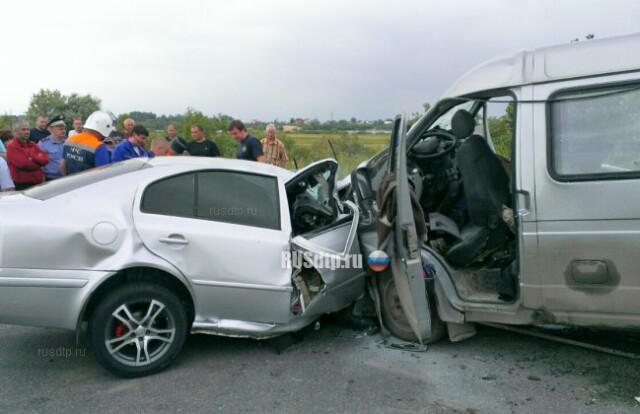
[
  {"xmin": 111, "ymin": 125, "xmax": 152, "ymax": 162},
  {"xmin": 38, "ymin": 114, "xmax": 66, "ymax": 180},
  {"xmin": 228, "ymin": 119, "xmax": 265, "ymax": 162}
]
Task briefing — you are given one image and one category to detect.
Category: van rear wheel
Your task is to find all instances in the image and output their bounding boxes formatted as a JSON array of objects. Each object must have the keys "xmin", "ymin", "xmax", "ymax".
[{"xmin": 377, "ymin": 272, "xmax": 445, "ymax": 344}]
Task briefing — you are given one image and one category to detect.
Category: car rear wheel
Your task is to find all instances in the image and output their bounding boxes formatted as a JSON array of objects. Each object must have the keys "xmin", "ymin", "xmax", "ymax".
[
  {"xmin": 89, "ymin": 283, "xmax": 188, "ymax": 378},
  {"xmin": 378, "ymin": 272, "xmax": 445, "ymax": 344}
]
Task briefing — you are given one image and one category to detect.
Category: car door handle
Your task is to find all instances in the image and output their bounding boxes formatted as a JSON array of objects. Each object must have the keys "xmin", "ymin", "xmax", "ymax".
[{"xmin": 159, "ymin": 236, "xmax": 190, "ymax": 245}]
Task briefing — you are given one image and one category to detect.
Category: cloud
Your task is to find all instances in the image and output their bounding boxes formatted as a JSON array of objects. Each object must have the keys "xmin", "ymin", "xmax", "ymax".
[{"xmin": 1, "ymin": 0, "xmax": 638, "ymax": 120}]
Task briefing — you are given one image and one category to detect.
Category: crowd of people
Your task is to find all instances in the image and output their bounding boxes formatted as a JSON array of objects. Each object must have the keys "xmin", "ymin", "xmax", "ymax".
[{"xmin": 0, "ymin": 111, "xmax": 289, "ymax": 191}]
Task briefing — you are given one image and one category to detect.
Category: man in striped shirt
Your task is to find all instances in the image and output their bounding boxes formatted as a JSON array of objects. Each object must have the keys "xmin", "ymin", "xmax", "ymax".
[{"xmin": 260, "ymin": 123, "xmax": 288, "ymax": 168}]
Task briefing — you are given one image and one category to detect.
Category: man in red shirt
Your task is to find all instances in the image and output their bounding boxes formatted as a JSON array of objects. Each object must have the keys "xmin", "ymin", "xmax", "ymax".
[{"xmin": 6, "ymin": 121, "xmax": 49, "ymax": 190}]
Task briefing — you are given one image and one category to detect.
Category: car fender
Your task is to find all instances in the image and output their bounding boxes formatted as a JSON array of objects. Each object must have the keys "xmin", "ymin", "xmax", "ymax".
[{"xmin": 74, "ymin": 258, "xmax": 197, "ymax": 344}]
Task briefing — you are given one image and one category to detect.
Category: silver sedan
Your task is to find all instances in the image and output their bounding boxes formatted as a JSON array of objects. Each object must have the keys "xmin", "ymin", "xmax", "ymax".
[{"xmin": 0, "ymin": 156, "xmax": 372, "ymax": 377}]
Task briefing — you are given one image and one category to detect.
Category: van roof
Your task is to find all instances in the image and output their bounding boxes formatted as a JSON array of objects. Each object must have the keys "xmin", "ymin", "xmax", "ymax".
[{"xmin": 441, "ymin": 32, "xmax": 640, "ymax": 99}]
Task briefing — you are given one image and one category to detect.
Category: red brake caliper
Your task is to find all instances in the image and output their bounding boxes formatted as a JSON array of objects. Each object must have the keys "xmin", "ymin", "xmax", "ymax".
[{"xmin": 114, "ymin": 323, "xmax": 127, "ymax": 338}]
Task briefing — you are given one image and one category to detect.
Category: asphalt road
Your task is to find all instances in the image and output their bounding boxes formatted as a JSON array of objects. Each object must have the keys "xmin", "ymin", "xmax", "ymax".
[{"xmin": 1, "ymin": 320, "xmax": 639, "ymax": 413}]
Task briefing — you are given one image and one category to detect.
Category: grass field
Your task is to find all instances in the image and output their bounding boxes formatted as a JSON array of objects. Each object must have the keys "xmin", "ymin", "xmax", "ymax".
[
  {"xmin": 283, "ymin": 133, "xmax": 389, "ymax": 149},
  {"xmin": 281, "ymin": 132, "xmax": 389, "ymax": 177},
  {"xmin": 148, "ymin": 130, "xmax": 390, "ymax": 178}
]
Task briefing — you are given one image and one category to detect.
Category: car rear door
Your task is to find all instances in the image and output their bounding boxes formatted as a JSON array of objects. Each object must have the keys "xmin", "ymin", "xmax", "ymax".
[{"xmin": 132, "ymin": 168, "xmax": 293, "ymax": 325}]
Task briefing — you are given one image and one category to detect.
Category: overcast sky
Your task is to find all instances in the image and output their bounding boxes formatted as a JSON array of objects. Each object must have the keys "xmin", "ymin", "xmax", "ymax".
[{"xmin": 2, "ymin": 0, "xmax": 639, "ymax": 122}]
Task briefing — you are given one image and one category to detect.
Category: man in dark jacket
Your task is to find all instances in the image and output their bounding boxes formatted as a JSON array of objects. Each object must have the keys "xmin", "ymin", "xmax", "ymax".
[
  {"xmin": 6, "ymin": 122, "xmax": 49, "ymax": 190},
  {"xmin": 228, "ymin": 119, "xmax": 264, "ymax": 162},
  {"xmin": 29, "ymin": 115, "xmax": 50, "ymax": 143}
]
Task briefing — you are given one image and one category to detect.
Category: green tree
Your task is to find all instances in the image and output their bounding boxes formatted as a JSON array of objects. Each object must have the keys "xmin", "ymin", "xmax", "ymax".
[
  {"xmin": 26, "ymin": 90, "xmax": 66, "ymax": 121},
  {"xmin": 0, "ymin": 114, "xmax": 13, "ymax": 131},
  {"xmin": 26, "ymin": 89, "xmax": 101, "ymax": 129},
  {"xmin": 0, "ymin": 114, "xmax": 13, "ymax": 142},
  {"xmin": 409, "ymin": 101, "xmax": 432, "ymax": 125},
  {"xmin": 66, "ymin": 93, "xmax": 101, "ymax": 121}
]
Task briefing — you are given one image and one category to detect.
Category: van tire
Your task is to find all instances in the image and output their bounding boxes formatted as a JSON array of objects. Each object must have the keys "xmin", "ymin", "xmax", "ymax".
[{"xmin": 377, "ymin": 272, "xmax": 446, "ymax": 344}]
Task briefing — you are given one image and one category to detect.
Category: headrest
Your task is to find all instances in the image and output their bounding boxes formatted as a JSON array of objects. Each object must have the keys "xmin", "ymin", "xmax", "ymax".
[{"xmin": 451, "ymin": 109, "xmax": 475, "ymax": 139}]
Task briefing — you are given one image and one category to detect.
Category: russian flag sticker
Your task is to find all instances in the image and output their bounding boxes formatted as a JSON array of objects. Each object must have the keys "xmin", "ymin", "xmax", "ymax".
[{"xmin": 368, "ymin": 250, "xmax": 390, "ymax": 272}]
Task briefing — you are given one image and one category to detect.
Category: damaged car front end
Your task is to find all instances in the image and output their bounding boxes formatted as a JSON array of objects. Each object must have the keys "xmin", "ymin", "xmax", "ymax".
[{"xmin": 0, "ymin": 157, "xmax": 391, "ymax": 377}]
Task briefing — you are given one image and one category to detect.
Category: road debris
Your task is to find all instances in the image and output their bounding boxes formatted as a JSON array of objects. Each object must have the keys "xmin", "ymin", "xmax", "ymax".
[{"xmin": 378, "ymin": 338, "xmax": 428, "ymax": 352}]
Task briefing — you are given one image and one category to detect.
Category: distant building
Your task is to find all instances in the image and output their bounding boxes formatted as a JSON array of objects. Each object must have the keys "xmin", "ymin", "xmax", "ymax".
[{"xmin": 282, "ymin": 125, "xmax": 300, "ymax": 132}]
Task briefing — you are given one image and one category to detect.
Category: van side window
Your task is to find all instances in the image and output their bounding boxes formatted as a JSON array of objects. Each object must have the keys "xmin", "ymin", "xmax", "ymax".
[
  {"xmin": 549, "ymin": 84, "xmax": 640, "ymax": 180},
  {"xmin": 484, "ymin": 96, "xmax": 515, "ymax": 183},
  {"xmin": 486, "ymin": 98, "xmax": 515, "ymax": 162}
]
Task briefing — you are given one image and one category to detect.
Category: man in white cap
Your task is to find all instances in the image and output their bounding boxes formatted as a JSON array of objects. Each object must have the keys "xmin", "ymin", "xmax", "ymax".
[{"xmin": 61, "ymin": 110, "xmax": 115, "ymax": 175}]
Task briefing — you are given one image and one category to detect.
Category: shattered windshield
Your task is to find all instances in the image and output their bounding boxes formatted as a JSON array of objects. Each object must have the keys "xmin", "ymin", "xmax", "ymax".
[{"xmin": 432, "ymin": 101, "xmax": 475, "ymax": 130}]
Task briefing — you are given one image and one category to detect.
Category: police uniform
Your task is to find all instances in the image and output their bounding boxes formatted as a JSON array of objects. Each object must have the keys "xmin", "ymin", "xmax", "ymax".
[{"xmin": 38, "ymin": 114, "xmax": 66, "ymax": 180}]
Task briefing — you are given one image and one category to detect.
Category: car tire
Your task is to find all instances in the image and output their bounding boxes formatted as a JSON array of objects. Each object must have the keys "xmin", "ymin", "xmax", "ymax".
[
  {"xmin": 89, "ymin": 283, "xmax": 188, "ymax": 378},
  {"xmin": 377, "ymin": 272, "xmax": 446, "ymax": 344}
]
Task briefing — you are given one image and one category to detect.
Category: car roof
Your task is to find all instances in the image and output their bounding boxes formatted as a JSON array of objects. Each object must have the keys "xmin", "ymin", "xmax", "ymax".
[
  {"xmin": 146, "ymin": 156, "xmax": 294, "ymax": 180},
  {"xmin": 441, "ymin": 32, "xmax": 640, "ymax": 99}
]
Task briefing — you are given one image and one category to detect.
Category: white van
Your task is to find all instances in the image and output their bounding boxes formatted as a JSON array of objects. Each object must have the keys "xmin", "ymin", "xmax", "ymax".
[{"xmin": 353, "ymin": 32, "xmax": 640, "ymax": 342}]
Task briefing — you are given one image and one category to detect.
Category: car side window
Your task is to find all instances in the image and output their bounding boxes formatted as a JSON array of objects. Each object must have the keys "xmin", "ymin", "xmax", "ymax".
[
  {"xmin": 196, "ymin": 171, "xmax": 280, "ymax": 230},
  {"xmin": 141, "ymin": 173, "xmax": 195, "ymax": 217},
  {"xmin": 549, "ymin": 83, "xmax": 640, "ymax": 180}
]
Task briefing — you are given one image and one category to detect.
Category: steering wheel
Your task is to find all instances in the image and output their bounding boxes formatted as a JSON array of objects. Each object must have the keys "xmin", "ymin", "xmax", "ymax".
[{"xmin": 411, "ymin": 130, "xmax": 458, "ymax": 160}]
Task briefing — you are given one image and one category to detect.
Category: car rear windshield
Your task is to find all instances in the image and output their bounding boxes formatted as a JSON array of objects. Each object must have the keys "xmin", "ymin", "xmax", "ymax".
[{"xmin": 24, "ymin": 160, "xmax": 150, "ymax": 200}]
